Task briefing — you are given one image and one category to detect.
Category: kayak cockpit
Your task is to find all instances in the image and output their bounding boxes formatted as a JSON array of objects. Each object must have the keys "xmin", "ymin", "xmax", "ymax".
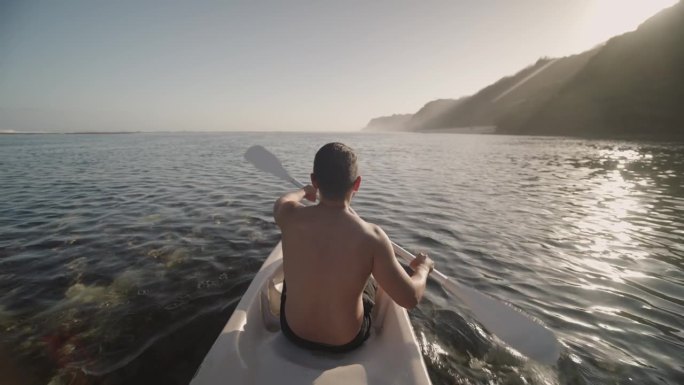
[{"xmin": 190, "ymin": 242, "xmax": 431, "ymax": 385}]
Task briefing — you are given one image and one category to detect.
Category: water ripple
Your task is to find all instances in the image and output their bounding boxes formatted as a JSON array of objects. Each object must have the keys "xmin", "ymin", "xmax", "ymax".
[{"xmin": 1, "ymin": 133, "xmax": 683, "ymax": 384}]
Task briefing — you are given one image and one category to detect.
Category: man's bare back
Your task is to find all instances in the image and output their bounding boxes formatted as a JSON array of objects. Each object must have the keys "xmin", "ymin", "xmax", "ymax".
[
  {"xmin": 274, "ymin": 142, "xmax": 434, "ymax": 350},
  {"xmin": 278, "ymin": 203, "xmax": 377, "ymax": 344}
]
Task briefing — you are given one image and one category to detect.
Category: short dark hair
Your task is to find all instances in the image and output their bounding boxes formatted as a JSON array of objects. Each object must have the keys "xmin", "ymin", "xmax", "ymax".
[{"xmin": 313, "ymin": 142, "xmax": 358, "ymax": 200}]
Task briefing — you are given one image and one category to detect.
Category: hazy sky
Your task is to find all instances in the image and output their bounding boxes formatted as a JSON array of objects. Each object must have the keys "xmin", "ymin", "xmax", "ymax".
[{"xmin": 0, "ymin": 0, "xmax": 678, "ymax": 132}]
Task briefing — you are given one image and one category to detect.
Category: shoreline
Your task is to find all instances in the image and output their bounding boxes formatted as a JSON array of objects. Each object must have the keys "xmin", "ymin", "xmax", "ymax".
[
  {"xmin": 0, "ymin": 131, "xmax": 141, "ymax": 135},
  {"xmin": 3, "ymin": 129, "xmax": 683, "ymax": 143}
]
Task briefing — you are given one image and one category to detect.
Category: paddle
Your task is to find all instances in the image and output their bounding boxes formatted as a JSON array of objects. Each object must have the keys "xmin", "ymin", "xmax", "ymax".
[{"xmin": 244, "ymin": 145, "xmax": 561, "ymax": 364}]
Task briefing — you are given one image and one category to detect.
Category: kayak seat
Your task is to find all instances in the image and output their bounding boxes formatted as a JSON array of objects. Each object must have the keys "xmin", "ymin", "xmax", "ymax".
[{"xmin": 260, "ymin": 262, "xmax": 284, "ymax": 332}]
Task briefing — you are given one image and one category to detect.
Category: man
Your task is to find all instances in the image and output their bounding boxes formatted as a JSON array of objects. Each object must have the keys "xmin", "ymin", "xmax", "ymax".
[{"xmin": 273, "ymin": 142, "xmax": 434, "ymax": 352}]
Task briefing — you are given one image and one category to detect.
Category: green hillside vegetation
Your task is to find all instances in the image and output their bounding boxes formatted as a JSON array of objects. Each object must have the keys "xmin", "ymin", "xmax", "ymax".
[
  {"xmin": 507, "ymin": 1, "xmax": 684, "ymax": 136},
  {"xmin": 411, "ymin": 58, "xmax": 555, "ymax": 130},
  {"xmin": 492, "ymin": 49, "xmax": 600, "ymax": 133},
  {"xmin": 405, "ymin": 98, "xmax": 467, "ymax": 130},
  {"xmin": 363, "ymin": 114, "xmax": 413, "ymax": 132},
  {"xmin": 363, "ymin": 51, "xmax": 597, "ymax": 133},
  {"xmin": 361, "ymin": 99, "xmax": 466, "ymax": 132}
]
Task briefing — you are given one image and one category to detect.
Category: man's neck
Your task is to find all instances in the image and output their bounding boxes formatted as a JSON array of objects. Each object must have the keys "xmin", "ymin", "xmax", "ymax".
[{"xmin": 317, "ymin": 197, "xmax": 351, "ymax": 209}]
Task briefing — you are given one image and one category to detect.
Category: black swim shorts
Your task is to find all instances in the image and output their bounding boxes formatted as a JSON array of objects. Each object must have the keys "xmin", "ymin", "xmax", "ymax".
[{"xmin": 279, "ymin": 279, "xmax": 377, "ymax": 353}]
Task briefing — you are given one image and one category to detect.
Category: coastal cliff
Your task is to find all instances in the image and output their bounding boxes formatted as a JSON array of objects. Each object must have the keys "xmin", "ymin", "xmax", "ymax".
[{"xmin": 365, "ymin": 1, "xmax": 684, "ymax": 137}]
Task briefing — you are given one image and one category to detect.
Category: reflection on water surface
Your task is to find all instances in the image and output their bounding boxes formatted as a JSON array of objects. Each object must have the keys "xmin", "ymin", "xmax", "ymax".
[{"xmin": 0, "ymin": 133, "xmax": 682, "ymax": 384}]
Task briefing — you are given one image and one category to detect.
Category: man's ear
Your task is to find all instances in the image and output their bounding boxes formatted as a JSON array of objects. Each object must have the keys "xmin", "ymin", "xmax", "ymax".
[
  {"xmin": 311, "ymin": 173, "xmax": 319, "ymax": 189},
  {"xmin": 352, "ymin": 176, "xmax": 361, "ymax": 192}
]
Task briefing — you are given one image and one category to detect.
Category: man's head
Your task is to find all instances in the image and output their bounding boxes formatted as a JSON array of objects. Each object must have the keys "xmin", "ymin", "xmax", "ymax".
[{"xmin": 311, "ymin": 142, "xmax": 360, "ymax": 201}]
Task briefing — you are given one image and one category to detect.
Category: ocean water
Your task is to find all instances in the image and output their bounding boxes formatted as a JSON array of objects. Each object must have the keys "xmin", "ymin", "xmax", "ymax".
[{"xmin": 0, "ymin": 132, "xmax": 683, "ymax": 385}]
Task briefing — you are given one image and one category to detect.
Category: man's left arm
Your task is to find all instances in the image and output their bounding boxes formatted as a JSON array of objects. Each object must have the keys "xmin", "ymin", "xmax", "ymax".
[{"xmin": 273, "ymin": 185, "xmax": 317, "ymax": 227}]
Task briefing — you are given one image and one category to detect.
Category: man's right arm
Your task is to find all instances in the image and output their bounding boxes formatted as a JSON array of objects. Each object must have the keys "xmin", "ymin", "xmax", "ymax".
[
  {"xmin": 273, "ymin": 185, "xmax": 317, "ymax": 228},
  {"xmin": 370, "ymin": 225, "xmax": 433, "ymax": 309}
]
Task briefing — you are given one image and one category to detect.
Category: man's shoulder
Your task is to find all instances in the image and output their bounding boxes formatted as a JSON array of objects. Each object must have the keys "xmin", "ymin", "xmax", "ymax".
[
  {"xmin": 274, "ymin": 200, "xmax": 306, "ymax": 228},
  {"xmin": 356, "ymin": 220, "xmax": 387, "ymax": 243}
]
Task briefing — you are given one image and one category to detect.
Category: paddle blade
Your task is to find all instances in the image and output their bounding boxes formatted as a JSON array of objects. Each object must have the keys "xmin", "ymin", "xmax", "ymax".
[
  {"xmin": 443, "ymin": 279, "xmax": 561, "ymax": 364},
  {"xmin": 392, "ymin": 242, "xmax": 560, "ymax": 364},
  {"xmin": 244, "ymin": 145, "xmax": 304, "ymax": 188}
]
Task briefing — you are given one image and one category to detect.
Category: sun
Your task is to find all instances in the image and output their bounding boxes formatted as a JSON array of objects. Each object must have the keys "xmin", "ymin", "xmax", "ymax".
[{"xmin": 579, "ymin": 0, "xmax": 678, "ymax": 46}]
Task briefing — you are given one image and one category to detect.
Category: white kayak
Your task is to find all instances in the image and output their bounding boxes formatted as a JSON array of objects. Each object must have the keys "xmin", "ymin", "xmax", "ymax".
[{"xmin": 190, "ymin": 241, "xmax": 432, "ymax": 385}]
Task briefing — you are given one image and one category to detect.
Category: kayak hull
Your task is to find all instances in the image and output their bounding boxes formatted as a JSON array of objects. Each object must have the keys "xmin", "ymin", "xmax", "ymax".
[{"xmin": 191, "ymin": 242, "xmax": 431, "ymax": 385}]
